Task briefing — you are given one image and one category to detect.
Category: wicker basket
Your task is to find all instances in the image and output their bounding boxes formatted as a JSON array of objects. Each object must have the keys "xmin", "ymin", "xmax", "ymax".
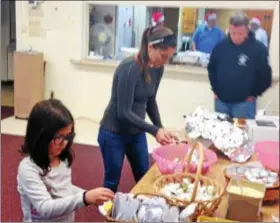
[
  {"xmin": 197, "ymin": 215, "xmax": 237, "ymax": 222},
  {"xmin": 153, "ymin": 141, "xmax": 225, "ymax": 221},
  {"xmin": 105, "ymin": 193, "xmax": 174, "ymax": 222}
]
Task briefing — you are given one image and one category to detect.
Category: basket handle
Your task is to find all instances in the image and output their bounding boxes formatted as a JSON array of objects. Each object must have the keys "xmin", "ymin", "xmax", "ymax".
[{"xmin": 184, "ymin": 141, "xmax": 204, "ymax": 202}]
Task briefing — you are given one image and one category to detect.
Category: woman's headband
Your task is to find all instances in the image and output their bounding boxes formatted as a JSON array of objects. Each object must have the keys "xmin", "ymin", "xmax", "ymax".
[{"xmin": 148, "ymin": 34, "xmax": 177, "ymax": 46}]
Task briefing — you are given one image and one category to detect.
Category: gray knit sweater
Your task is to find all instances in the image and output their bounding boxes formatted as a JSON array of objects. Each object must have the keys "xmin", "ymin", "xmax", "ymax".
[
  {"xmin": 17, "ymin": 157, "xmax": 86, "ymax": 222},
  {"xmin": 100, "ymin": 57, "xmax": 164, "ymax": 136}
]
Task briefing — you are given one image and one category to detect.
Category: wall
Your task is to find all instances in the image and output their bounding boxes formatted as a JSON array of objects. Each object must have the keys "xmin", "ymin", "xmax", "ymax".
[
  {"xmin": 269, "ymin": 0, "xmax": 279, "ymax": 80},
  {"xmin": 15, "ymin": 1, "xmax": 279, "ymax": 129},
  {"xmin": 1, "ymin": 0, "xmax": 9, "ymax": 81}
]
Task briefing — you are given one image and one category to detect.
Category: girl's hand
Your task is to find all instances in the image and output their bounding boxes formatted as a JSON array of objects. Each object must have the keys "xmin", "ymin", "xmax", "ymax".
[{"xmin": 85, "ymin": 187, "xmax": 114, "ymax": 206}]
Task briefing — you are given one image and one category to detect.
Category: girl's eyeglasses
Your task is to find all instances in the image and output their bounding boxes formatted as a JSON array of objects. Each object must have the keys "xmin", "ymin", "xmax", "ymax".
[{"xmin": 53, "ymin": 133, "xmax": 75, "ymax": 145}]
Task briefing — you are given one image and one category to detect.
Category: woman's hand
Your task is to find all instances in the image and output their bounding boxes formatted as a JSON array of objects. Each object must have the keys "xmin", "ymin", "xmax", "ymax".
[
  {"xmin": 155, "ymin": 128, "xmax": 179, "ymax": 145},
  {"xmin": 84, "ymin": 187, "xmax": 114, "ymax": 206}
]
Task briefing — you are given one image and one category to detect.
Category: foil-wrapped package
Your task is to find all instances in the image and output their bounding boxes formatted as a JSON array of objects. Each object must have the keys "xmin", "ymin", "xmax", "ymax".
[
  {"xmin": 183, "ymin": 106, "xmax": 254, "ymax": 163},
  {"xmin": 110, "ymin": 193, "xmax": 197, "ymax": 222}
]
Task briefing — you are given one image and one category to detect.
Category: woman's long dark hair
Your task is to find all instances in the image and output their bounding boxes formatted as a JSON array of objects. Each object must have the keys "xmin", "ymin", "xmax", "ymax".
[
  {"xmin": 137, "ymin": 26, "xmax": 176, "ymax": 83},
  {"xmin": 20, "ymin": 99, "xmax": 75, "ymax": 176}
]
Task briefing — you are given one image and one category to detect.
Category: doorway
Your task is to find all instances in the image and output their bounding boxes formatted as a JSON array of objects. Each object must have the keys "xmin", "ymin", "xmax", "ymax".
[
  {"xmin": 1, "ymin": 0, "xmax": 16, "ymax": 107},
  {"xmin": 163, "ymin": 7, "xmax": 179, "ymax": 35}
]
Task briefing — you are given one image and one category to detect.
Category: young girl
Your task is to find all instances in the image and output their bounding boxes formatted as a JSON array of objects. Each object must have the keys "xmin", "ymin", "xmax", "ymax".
[{"xmin": 17, "ymin": 99, "xmax": 114, "ymax": 222}]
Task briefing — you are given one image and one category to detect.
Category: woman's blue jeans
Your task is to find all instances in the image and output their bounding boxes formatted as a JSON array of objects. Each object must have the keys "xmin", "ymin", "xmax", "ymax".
[{"xmin": 97, "ymin": 127, "xmax": 149, "ymax": 193}]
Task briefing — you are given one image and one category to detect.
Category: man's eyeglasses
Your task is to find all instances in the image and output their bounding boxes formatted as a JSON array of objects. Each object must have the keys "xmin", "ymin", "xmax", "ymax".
[{"xmin": 53, "ymin": 133, "xmax": 75, "ymax": 145}]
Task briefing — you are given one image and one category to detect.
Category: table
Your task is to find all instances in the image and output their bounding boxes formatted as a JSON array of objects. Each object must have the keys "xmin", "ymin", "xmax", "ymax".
[{"xmin": 130, "ymin": 154, "xmax": 279, "ymax": 222}]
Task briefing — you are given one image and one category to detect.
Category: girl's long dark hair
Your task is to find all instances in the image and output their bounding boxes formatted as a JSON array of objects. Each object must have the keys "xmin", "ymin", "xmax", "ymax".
[
  {"xmin": 20, "ymin": 99, "xmax": 75, "ymax": 176},
  {"xmin": 137, "ymin": 26, "xmax": 176, "ymax": 83}
]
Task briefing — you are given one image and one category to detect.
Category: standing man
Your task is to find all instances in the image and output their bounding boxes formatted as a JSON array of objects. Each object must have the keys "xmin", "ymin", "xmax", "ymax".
[
  {"xmin": 249, "ymin": 16, "xmax": 269, "ymax": 47},
  {"xmin": 191, "ymin": 12, "xmax": 224, "ymax": 54},
  {"xmin": 207, "ymin": 11, "xmax": 272, "ymax": 119}
]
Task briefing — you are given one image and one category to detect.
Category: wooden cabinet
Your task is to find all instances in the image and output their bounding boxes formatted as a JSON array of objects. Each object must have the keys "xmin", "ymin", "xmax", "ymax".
[
  {"xmin": 181, "ymin": 8, "xmax": 197, "ymax": 33},
  {"xmin": 245, "ymin": 10, "xmax": 274, "ymax": 38},
  {"xmin": 208, "ymin": 9, "xmax": 236, "ymax": 32}
]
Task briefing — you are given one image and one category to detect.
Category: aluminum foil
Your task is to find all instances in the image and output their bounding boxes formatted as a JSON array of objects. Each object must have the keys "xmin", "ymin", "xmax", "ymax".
[{"xmin": 183, "ymin": 106, "xmax": 254, "ymax": 163}]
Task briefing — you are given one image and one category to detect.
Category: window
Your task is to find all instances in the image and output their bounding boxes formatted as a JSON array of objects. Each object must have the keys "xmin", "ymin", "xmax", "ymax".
[
  {"xmin": 87, "ymin": 4, "xmax": 160, "ymax": 60},
  {"xmin": 87, "ymin": 3, "xmax": 274, "ymax": 67}
]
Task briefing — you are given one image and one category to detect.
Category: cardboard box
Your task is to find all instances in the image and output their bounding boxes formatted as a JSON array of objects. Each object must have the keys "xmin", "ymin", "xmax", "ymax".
[
  {"xmin": 226, "ymin": 179, "xmax": 265, "ymax": 222},
  {"xmin": 14, "ymin": 51, "xmax": 45, "ymax": 119}
]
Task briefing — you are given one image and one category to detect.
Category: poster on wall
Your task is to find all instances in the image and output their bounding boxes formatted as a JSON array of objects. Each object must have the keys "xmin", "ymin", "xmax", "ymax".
[
  {"xmin": 28, "ymin": 19, "xmax": 45, "ymax": 37},
  {"xmin": 27, "ymin": 2, "xmax": 46, "ymax": 38}
]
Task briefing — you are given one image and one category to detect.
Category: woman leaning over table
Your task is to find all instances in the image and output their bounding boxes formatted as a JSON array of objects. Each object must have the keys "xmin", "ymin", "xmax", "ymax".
[{"xmin": 98, "ymin": 25, "xmax": 179, "ymax": 193}]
